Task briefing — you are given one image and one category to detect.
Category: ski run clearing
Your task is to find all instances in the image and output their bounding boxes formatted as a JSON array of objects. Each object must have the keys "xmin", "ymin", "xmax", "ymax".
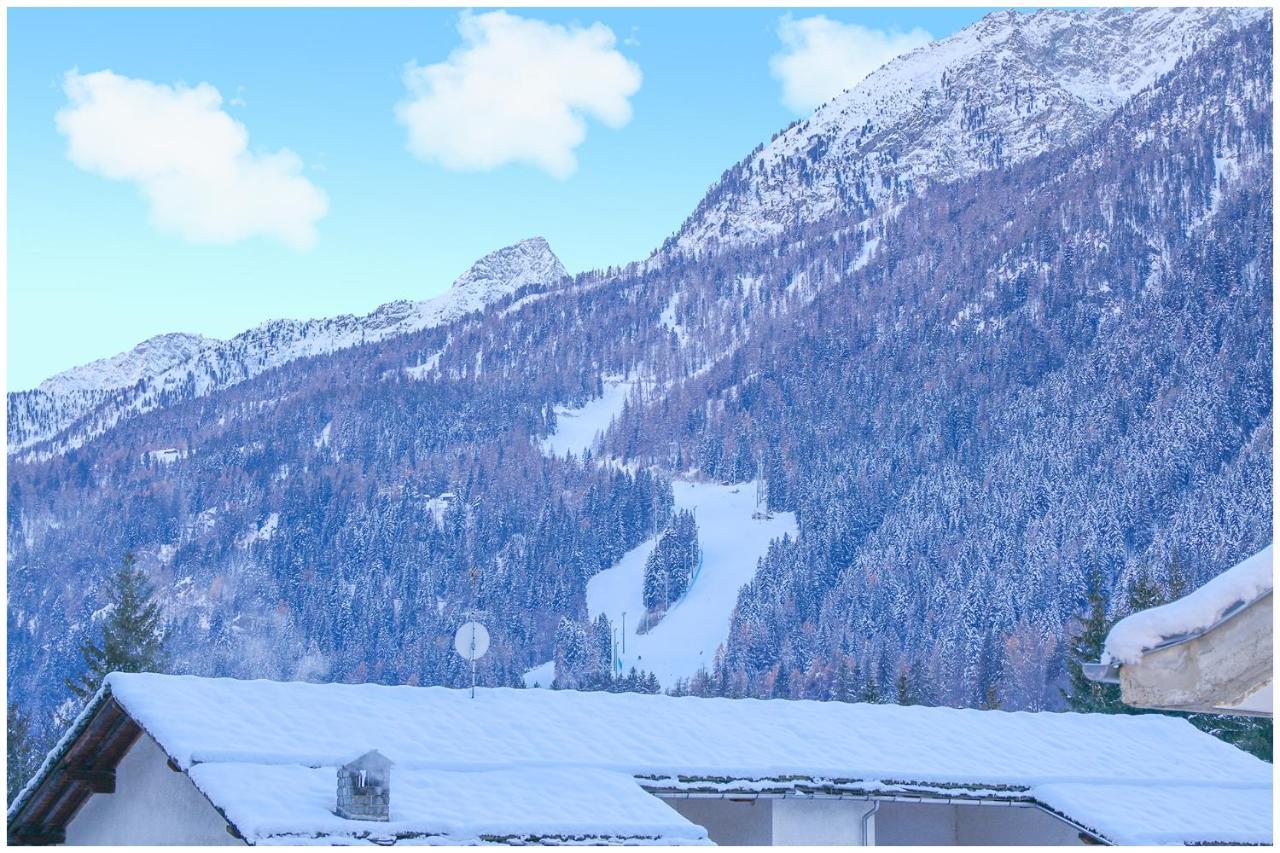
[
  {"xmin": 540, "ymin": 376, "xmax": 635, "ymax": 458},
  {"xmin": 527, "ymin": 480, "xmax": 797, "ymax": 688}
]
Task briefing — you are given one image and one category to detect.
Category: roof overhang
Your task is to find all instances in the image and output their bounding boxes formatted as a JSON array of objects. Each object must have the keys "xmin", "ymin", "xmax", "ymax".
[
  {"xmin": 6, "ymin": 690, "xmax": 142, "ymax": 845},
  {"xmin": 1089, "ymin": 592, "xmax": 1272, "ymax": 716}
]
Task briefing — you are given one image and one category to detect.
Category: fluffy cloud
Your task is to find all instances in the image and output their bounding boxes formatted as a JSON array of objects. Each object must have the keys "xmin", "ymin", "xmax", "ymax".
[
  {"xmin": 396, "ymin": 11, "xmax": 642, "ymax": 179},
  {"xmin": 770, "ymin": 16, "xmax": 933, "ymax": 113},
  {"xmin": 56, "ymin": 70, "xmax": 328, "ymax": 250}
]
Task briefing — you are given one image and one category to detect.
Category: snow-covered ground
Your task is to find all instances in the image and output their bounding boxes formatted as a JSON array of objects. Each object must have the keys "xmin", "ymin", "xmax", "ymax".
[
  {"xmin": 524, "ymin": 660, "xmax": 555, "ymax": 689},
  {"xmin": 528, "ymin": 480, "xmax": 796, "ymax": 688},
  {"xmin": 541, "ymin": 377, "xmax": 635, "ymax": 458}
]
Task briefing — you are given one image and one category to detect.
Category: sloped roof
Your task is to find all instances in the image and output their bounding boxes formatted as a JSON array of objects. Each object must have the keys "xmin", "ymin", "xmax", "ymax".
[
  {"xmin": 10, "ymin": 672, "xmax": 1273, "ymax": 845},
  {"xmin": 1034, "ymin": 782, "xmax": 1274, "ymax": 846},
  {"xmin": 1104, "ymin": 545, "xmax": 1273, "ymax": 664}
]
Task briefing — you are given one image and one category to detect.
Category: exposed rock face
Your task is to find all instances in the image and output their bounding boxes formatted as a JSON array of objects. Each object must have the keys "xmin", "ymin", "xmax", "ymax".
[{"xmin": 671, "ymin": 7, "xmax": 1265, "ymax": 254}]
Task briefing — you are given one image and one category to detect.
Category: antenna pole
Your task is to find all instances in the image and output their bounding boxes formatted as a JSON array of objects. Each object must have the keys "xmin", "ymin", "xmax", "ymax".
[{"xmin": 469, "ymin": 567, "xmax": 480, "ymax": 699}]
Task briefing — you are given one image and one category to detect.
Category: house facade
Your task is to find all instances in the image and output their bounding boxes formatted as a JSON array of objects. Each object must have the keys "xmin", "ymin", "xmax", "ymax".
[{"xmin": 9, "ymin": 672, "xmax": 1273, "ymax": 846}]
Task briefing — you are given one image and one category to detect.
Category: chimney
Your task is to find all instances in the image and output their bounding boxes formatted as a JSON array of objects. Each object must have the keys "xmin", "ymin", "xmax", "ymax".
[{"xmin": 336, "ymin": 749, "xmax": 393, "ymax": 821}]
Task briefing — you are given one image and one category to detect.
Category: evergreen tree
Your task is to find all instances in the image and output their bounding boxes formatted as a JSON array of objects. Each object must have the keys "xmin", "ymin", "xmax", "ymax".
[
  {"xmin": 831, "ymin": 655, "xmax": 859, "ymax": 703},
  {"xmin": 1061, "ymin": 580, "xmax": 1128, "ymax": 714},
  {"xmin": 895, "ymin": 665, "xmax": 919, "ymax": 706},
  {"xmin": 1126, "ymin": 568, "xmax": 1165, "ymax": 613},
  {"xmin": 642, "ymin": 510, "xmax": 700, "ymax": 614},
  {"xmin": 860, "ymin": 672, "xmax": 881, "ymax": 704},
  {"xmin": 65, "ymin": 553, "xmax": 169, "ymax": 701}
]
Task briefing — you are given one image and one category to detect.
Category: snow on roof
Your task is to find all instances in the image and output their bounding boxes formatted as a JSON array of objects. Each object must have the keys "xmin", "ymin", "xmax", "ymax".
[
  {"xmin": 1105, "ymin": 545, "xmax": 1274, "ymax": 665},
  {"xmin": 92, "ymin": 672, "xmax": 1271, "ymax": 845},
  {"xmin": 189, "ymin": 764, "xmax": 707, "ymax": 845},
  {"xmin": 1033, "ymin": 782, "xmax": 1274, "ymax": 846},
  {"xmin": 108, "ymin": 673, "xmax": 1265, "ymax": 787}
]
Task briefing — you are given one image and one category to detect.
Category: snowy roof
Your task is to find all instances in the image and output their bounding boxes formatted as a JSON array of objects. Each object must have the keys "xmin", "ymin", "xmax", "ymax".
[
  {"xmin": 13, "ymin": 672, "xmax": 1272, "ymax": 845},
  {"xmin": 1104, "ymin": 545, "xmax": 1273, "ymax": 665},
  {"xmin": 97, "ymin": 674, "xmax": 1280, "ymax": 843},
  {"xmin": 190, "ymin": 765, "xmax": 706, "ymax": 845},
  {"xmin": 1033, "ymin": 782, "xmax": 1274, "ymax": 846}
]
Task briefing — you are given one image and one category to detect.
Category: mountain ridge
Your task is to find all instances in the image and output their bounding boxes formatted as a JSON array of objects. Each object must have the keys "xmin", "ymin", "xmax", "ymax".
[
  {"xmin": 9, "ymin": 237, "xmax": 567, "ymax": 454},
  {"xmin": 669, "ymin": 6, "xmax": 1265, "ymax": 255}
]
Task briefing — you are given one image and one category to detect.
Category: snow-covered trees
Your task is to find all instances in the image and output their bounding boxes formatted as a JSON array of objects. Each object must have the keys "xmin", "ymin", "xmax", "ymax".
[
  {"xmin": 554, "ymin": 613, "xmax": 619, "ymax": 689},
  {"xmin": 642, "ymin": 510, "xmax": 700, "ymax": 620},
  {"xmin": 4, "ymin": 17, "xmax": 1270, "ymax": 755}
]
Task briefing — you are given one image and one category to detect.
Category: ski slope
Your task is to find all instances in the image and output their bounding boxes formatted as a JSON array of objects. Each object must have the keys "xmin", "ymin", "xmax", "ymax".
[
  {"xmin": 541, "ymin": 376, "xmax": 635, "ymax": 458},
  {"xmin": 527, "ymin": 480, "xmax": 796, "ymax": 688}
]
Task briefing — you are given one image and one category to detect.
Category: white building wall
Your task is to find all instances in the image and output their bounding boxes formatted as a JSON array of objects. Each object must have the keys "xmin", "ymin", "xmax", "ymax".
[
  {"xmin": 955, "ymin": 803, "xmax": 1084, "ymax": 845},
  {"xmin": 666, "ymin": 797, "xmax": 874, "ymax": 845},
  {"xmin": 772, "ymin": 798, "xmax": 874, "ymax": 844},
  {"xmin": 875, "ymin": 801, "xmax": 958, "ymax": 845},
  {"xmin": 64, "ymin": 732, "xmax": 239, "ymax": 845},
  {"xmin": 875, "ymin": 800, "xmax": 1084, "ymax": 846},
  {"xmin": 666, "ymin": 798, "xmax": 773, "ymax": 845}
]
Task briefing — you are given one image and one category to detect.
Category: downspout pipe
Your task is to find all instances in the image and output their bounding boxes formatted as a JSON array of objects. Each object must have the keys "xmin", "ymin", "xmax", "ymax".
[{"xmin": 861, "ymin": 800, "xmax": 880, "ymax": 846}]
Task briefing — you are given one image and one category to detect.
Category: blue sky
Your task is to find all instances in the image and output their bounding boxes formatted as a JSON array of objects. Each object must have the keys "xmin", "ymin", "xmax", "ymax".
[{"xmin": 8, "ymin": 7, "xmax": 991, "ymax": 390}]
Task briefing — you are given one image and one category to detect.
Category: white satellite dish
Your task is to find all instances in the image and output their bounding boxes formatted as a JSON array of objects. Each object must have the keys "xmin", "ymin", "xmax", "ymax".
[{"xmin": 454, "ymin": 621, "xmax": 490, "ymax": 661}]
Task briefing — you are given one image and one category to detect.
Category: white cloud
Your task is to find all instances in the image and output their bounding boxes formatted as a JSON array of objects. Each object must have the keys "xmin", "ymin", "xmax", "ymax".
[
  {"xmin": 56, "ymin": 70, "xmax": 328, "ymax": 250},
  {"xmin": 396, "ymin": 11, "xmax": 641, "ymax": 179},
  {"xmin": 770, "ymin": 15, "xmax": 933, "ymax": 113}
]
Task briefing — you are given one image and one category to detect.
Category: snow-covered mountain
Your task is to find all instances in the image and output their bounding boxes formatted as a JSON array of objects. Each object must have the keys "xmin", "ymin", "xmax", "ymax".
[
  {"xmin": 8, "ymin": 238, "xmax": 567, "ymax": 455},
  {"xmin": 672, "ymin": 6, "xmax": 1265, "ymax": 254},
  {"xmin": 6, "ymin": 7, "xmax": 1270, "ymax": 761}
]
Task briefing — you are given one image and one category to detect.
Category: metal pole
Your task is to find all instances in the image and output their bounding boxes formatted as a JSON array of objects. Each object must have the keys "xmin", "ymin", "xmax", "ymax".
[
  {"xmin": 470, "ymin": 622, "xmax": 477, "ymax": 700},
  {"xmin": 622, "ymin": 612, "xmax": 626, "ymax": 654}
]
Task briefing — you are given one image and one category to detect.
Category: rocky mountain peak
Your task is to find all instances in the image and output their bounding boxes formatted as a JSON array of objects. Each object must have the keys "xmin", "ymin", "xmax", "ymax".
[
  {"xmin": 451, "ymin": 237, "xmax": 568, "ymax": 296},
  {"xmin": 670, "ymin": 6, "xmax": 1265, "ymax": 255}
]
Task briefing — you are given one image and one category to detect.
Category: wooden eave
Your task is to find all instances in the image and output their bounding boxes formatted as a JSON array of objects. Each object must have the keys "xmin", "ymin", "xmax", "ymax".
[{"xmin": 7, "ymin": 694, "xmax": 141, "ymax": 845}]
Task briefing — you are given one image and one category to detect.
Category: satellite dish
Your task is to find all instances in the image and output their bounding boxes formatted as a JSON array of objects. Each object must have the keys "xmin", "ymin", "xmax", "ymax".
[{"xmin": 454, "ymin": 621, "xmax": 490, "ymax": 661}]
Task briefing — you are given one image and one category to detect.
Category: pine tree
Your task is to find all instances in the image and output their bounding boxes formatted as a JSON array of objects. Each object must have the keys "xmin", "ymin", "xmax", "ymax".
[
  {"xmin": 1187, "ymin": 712, "xmax": 1272, "ymax": 762},
  {"xmin": 831, "ymin": 655, "xmax": 859, "ymax": 703},
  {"xmin": 860, "ymin": 671, "xmax": 881, "ymax": 704},
  {"xmin": 895, "ymin": 665, "xmax": 918, "ymax": 706},
  {"xmin": 1061, "ymin": 580, "xmax": 1128, "ymax": 714},
  {"xmin": 1126, "ymin": 567, "xmax": 1165, "ymax": 613},
  {"xmin": 65, "ymin": 553, "xmax": 169, "ymax": 701},
  {"xmin": 1165, "ymin": 551, "xmax": 1190, "ymax": 601}
]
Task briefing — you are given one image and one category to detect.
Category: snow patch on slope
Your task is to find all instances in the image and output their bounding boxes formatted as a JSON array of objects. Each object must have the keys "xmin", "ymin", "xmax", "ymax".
[
  {"xmin": 581, "ymin": 480, "xmax": 796, "ymax": 687},
  {"xmin": 541, "ymin": 376, "xmax": 636, "ymax": 458}
]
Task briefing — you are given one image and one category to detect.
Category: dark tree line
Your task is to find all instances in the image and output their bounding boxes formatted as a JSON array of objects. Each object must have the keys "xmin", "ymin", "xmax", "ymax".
[{"xmin": 642, "ymin": 510, "xmax": 700, "ymax": 618}]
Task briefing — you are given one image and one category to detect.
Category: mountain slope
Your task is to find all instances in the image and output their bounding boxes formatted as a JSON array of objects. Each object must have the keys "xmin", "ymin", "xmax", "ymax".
[
  {"xmin": 671, "ymin": 6, "xmax": 1265, "ymax": 254},
  {"xmin": 8, "ymin": 238, "xmax": 567, "ymax": 455},
  {"xmin": 635, "ymin": 18, "xmax": 1272, "ymax": 708},
  {"xmin": 6, "ymin": 10, "xmax": 1271, "ymax": 747}
]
